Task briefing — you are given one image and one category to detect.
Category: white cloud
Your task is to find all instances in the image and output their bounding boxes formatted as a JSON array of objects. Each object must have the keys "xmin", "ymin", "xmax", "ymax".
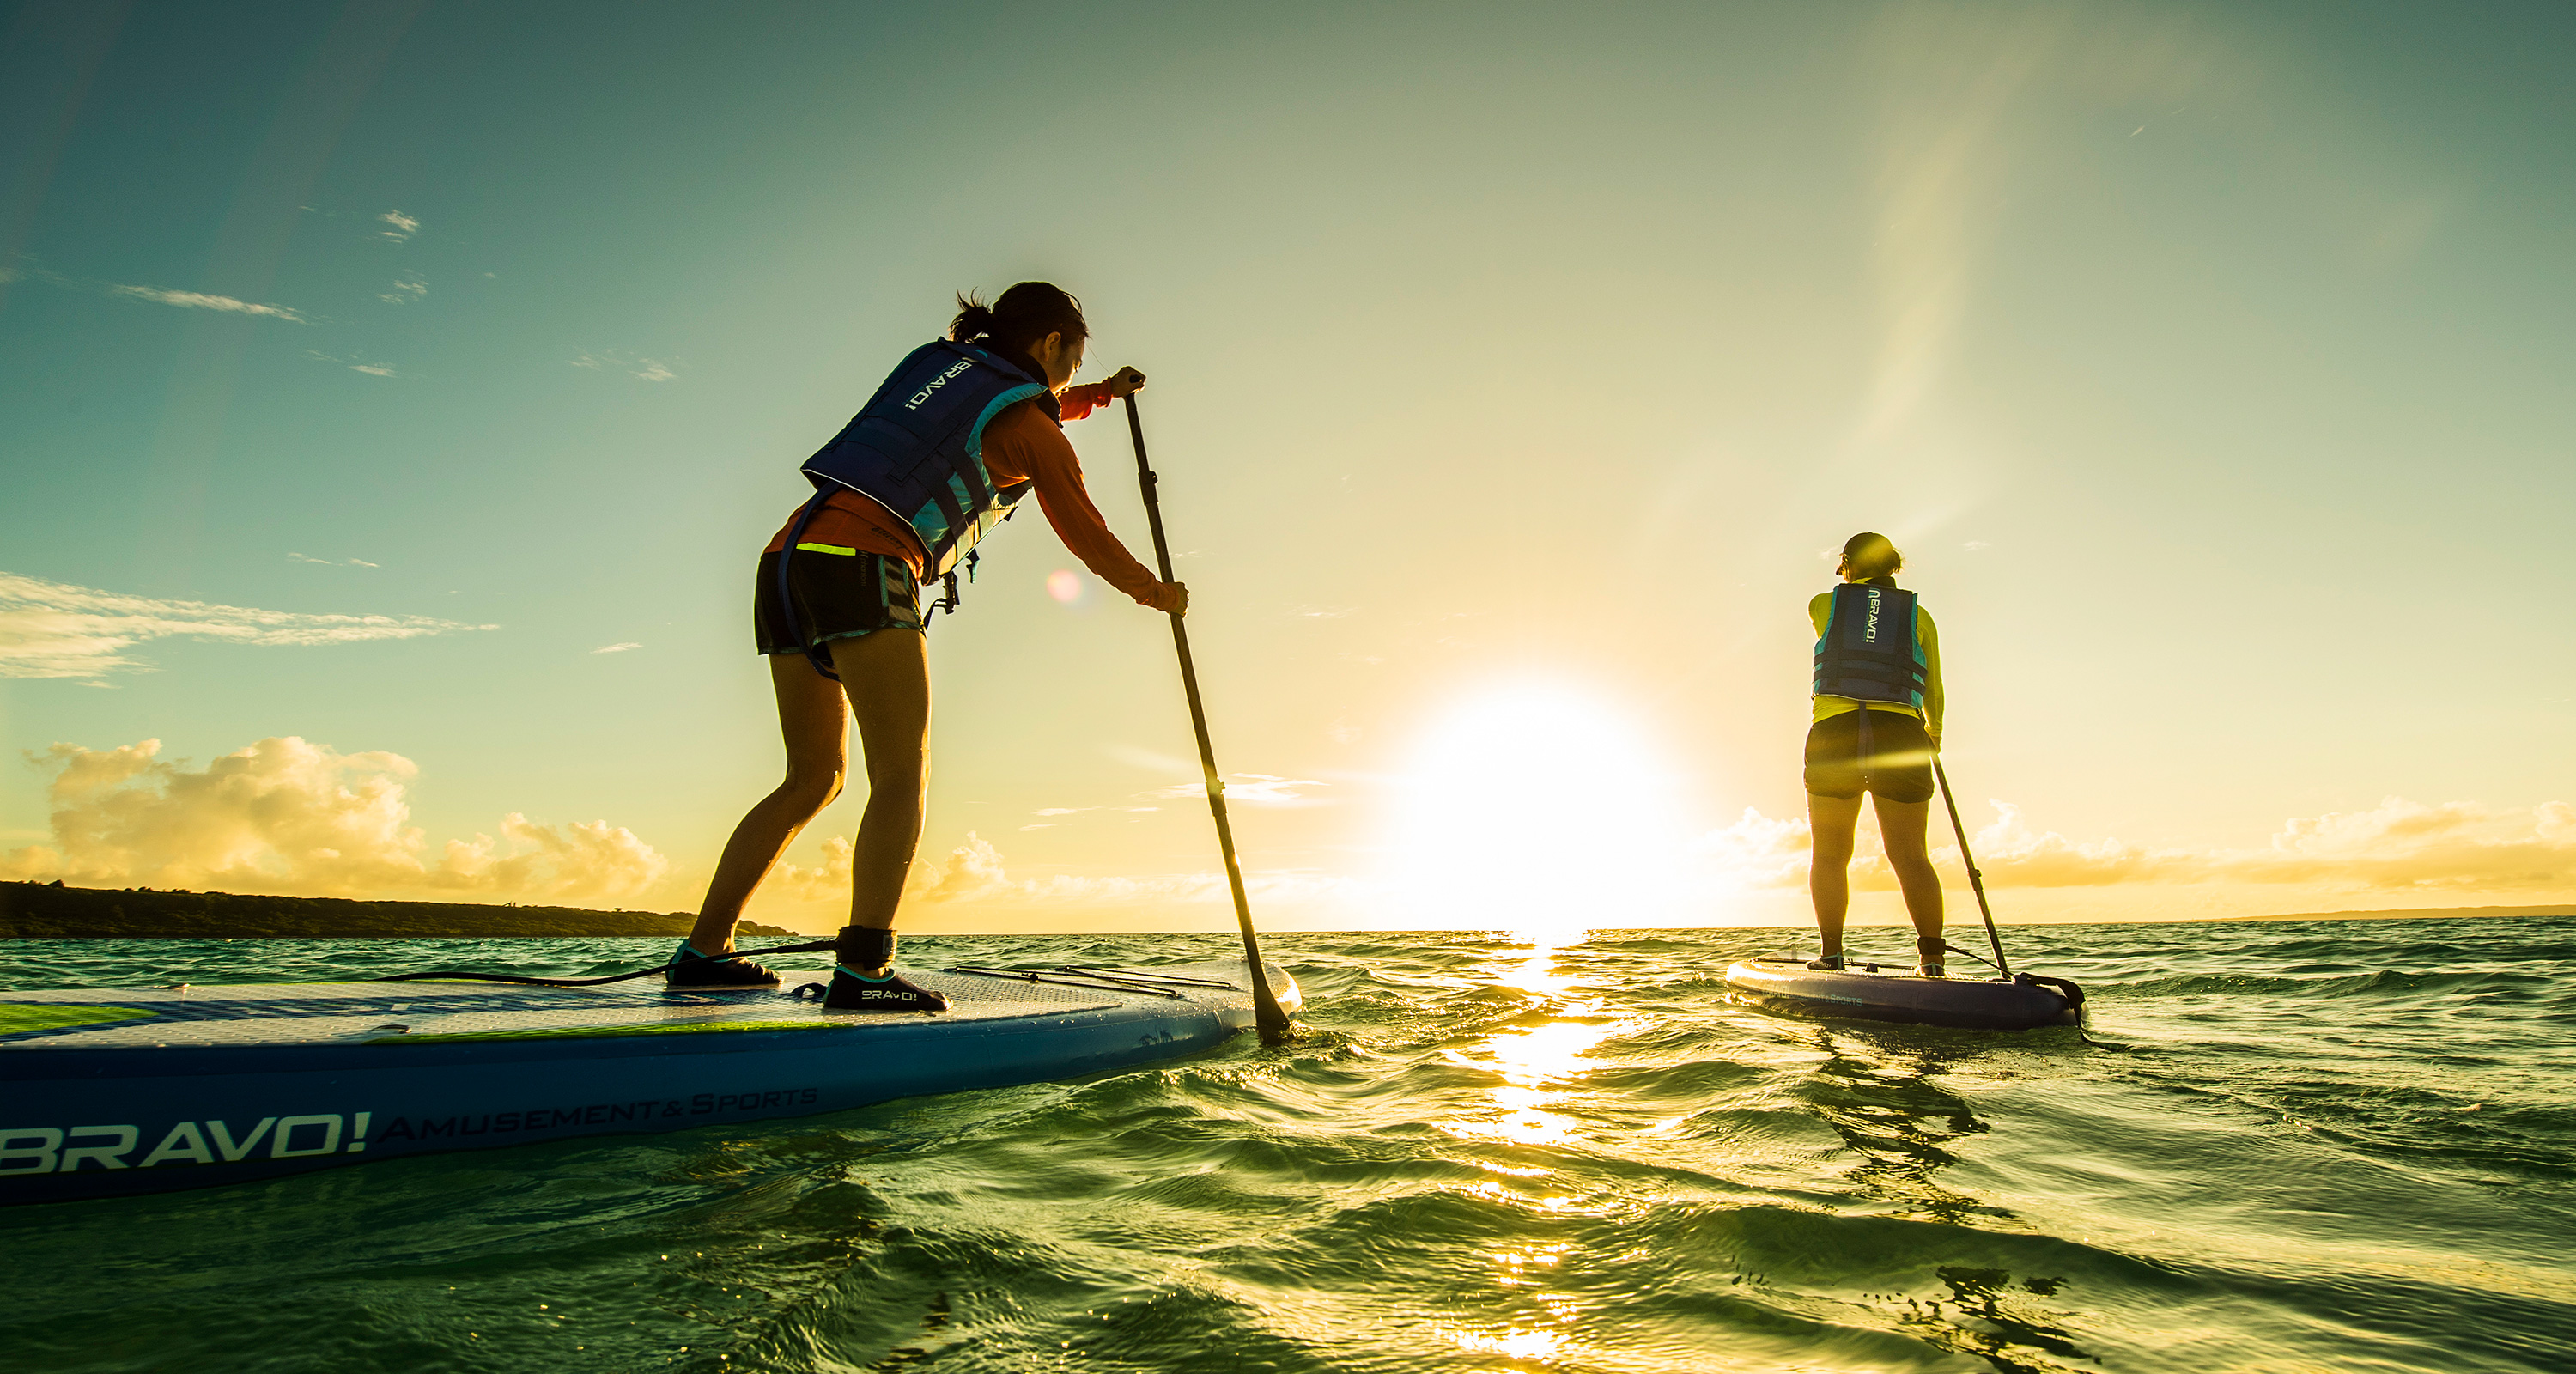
[
  {"xmin": 0, "ymin": 572, "xmax": 494, "ymax": 679},
  {"xmin": 1293, "ymin": 605, "xmax": 1354, "ymax": 619},
  {"xmin": 573, "ymin": 350, "xmax": 677, "ymax": 382},
  {"xmin": 1964, "ymin": 540, "xmax": 1992, "ymax": 550},
  {"xmin": 766, "ymin": 830, "xmax": 1345, "ymax": 916},
  {"xmin": 379, "ymin": 210, "xmax": 419, "ymax": 241},
  {"xmin": 1144, "ymin": 773, "xmax": 1329, "ymax": 804},
  {"xmin": 1697, "ymin": 794, "xmax": 2576, "ymax": 897},
  {"xmin": 303, "ymin": 349, "xmax": 398, "ymax": 377},
  {"xmin": 592, "ymin": 642, "xmax": 642, "ymax": 654},
  {"xmin": 109, "ymin": 284, "xmax": 305, "ymax": 323},
  {"xmin": 0, "ymin": 737, "xmax": 667, "ymax": 903},
  {"xmin": 377, "ymin": 272, "xmax": 426, "ymax": 305}
]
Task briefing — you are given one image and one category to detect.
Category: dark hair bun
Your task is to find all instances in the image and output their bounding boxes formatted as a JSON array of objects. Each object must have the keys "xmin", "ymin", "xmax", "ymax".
[
  {"xmin": 949, "ymin": 295, "xmax": 999, "ymax": 343},
  {"xmin": 949, "ymin": 282, "xmax": 1088, "ymax": 351},
  {"xmin": 1841, "ymin": 532, "xmax": 1905, "ymax": 582}
]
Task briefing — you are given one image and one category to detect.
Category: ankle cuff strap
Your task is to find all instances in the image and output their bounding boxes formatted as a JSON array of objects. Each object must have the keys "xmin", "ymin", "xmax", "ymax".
[
  {"xmin": 835, "ymin": 964, "xmax": 892, "ymax": 983},
  {"xmin": 837, "ymin": 927, "xmax": 896, "ymax": 968}
]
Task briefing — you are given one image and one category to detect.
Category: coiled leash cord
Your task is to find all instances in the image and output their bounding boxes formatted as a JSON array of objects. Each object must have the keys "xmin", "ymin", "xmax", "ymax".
[{"xmin": 370, "ymin": 939, "xmax": 840, "ymax": 988}]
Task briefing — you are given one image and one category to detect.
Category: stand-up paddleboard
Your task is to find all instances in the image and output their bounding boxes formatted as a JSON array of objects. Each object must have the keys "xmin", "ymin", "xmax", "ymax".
[
  {"xmin": 1724, "ymin": 958, "xmax": 2078, "ymax": 1030},
  {"xmin": 0, "ymin": 960, "xmax": 1298, "ymax": 1206}
]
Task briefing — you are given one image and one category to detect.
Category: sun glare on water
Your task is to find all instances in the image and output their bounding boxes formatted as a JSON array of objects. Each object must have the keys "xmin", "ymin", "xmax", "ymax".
[{"xmin": 1388, "ymin": 683, "xmax": 1695, "ymax": 939}]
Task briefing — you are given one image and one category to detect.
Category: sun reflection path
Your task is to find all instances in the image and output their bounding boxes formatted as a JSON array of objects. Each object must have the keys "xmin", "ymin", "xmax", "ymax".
[
  {"xmin": 1438, "ymin": 934, "xmax": 1627, "ymax": 1364},
  {"xmin": 1441, "ymin": 937, "xmax": 1626, "ymax": 1148}
]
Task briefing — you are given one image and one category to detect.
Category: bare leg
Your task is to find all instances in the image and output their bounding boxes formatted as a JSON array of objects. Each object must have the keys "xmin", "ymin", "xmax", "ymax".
[
  {"xmin": 688, "ymin": 654, "xmax": 851, "ymax": 954},
  {"xmin": 1807, "ymin": 792, "xmax": 1863, "ymax": 955},
  {"xmin": 1873, "ymin": 794, "xmax": 1946, "ymax": 955},
  {"xmin": 828, "ymin": 628, "xmax": 931, "ymax": 946}
]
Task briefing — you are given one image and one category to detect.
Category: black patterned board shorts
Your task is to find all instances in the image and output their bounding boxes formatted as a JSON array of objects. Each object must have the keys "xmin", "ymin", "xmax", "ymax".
[
  {"xmin": 753, "ymin": 544, "xmax": 921, "ymax": 670},
  {"xmin": 1803, "ymin": 707, "xmax": 1935, "ymax": 804}
]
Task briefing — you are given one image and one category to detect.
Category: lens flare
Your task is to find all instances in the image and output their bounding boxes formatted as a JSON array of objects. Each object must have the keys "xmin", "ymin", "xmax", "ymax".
[{"xmin": 1045, "ymin": 569, "xmax": 1083, "ymax": 604}]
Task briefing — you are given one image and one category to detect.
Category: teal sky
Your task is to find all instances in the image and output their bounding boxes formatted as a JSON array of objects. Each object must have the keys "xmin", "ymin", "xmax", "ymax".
[{"xmin": 5, "ymin": 2, "xmax": 2573, "ymax": 933}]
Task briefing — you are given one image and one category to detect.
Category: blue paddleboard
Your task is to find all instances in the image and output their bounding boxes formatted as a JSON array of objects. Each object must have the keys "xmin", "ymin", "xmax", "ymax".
[{"xmin": 0, "ymin": 960, "xmax": 1299, "ymax": 1206}]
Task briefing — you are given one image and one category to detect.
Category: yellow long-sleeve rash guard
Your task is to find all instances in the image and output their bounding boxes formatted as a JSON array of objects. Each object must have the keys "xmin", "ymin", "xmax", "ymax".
[{"xmin": 1809, "ymin": 591, "xmax": 1943, "ymax": 739}]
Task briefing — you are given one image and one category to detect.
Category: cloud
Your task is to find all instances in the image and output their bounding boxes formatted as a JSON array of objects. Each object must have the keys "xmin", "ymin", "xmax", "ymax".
[
  {"xmin": 108, "ymin": 283, "xmax": 306, "ymax": 323},
  {"xmin": 1696, "ymin": 806, "xmax": 1817, "ymax": 887},
  {"xmin": 767, "ymin": 830, "xmax": 1344, "ymax": 915},
  {"xmin": 1963, "ymin": 540, "xmax": 1992, "ymax": 550},
  {"xmin": 1293, "ymin": 605, "xmax": 1355, "ymax": 619},
  {"xmin": 1144, "ymin": 773, "xmax": 1329, "ymax": 805},
  {"xmin": 379, "ymin": 210, "xmax": 418, "ymax": 241},
  {"xmin": 1697, "ymin": 795, "xmax": 2576, "ymax": 897},
  {"xmin": 303, "ymin": 349, "xmax": 398, "ymax": 377},
  {"xmin": 0, "ymin": 571, "xmax": 494, "ymax": 679},
  {"xmin": 0, "ymin": 737, "xmax": 667, "ymax": 903},
  {"xmin": 592, "ymin": 642, "xmax": 642, "ymax": 654},
  {"xmin": 288, "ymin": 553, "xmax": 379, "ymax": 567},
  {"xmin": 572, "ymin": 350, "xmax": 677, "ymax": 382},
  {"xmin": 377, "ymin": 272, "xmax": 426, "ymax": 305}
]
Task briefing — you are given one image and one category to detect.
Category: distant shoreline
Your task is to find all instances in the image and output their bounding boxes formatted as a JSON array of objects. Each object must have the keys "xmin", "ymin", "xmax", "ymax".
[
  {"xmin": 2208, "ymin": 903, "xmax": 2575, "ymax": 924},
  {"xmin": 3, "ymin": 881, "xmax": 2567, "ymax": 939},
  {"xmin": 0, "ymin": 881, "xmax": 799, "ymax": 940}
]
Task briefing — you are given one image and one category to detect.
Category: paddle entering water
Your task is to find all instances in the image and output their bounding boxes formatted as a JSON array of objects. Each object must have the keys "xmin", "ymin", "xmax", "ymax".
[{"xmin": 1124, "ymin": 394, "xmax": 1292, "ymax": 1044}]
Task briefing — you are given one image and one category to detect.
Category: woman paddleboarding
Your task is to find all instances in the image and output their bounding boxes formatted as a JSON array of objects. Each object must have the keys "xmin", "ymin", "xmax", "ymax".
[
  {"xmin": 673, "ymin": 283, "xmax": 1186, "ymax": 1009},
  {"xmin": 1805, "ymin": 532, "xmax": 1947, "ymax": 976}
]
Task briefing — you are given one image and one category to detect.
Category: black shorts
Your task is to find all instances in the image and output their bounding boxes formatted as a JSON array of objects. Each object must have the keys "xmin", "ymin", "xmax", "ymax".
[
  {"xmin": 1803, "ymin": 708, "xmax": 1935, "ymax": 804},
  {"xmin": 753, "ymin": 546, "xmax": 920, "ymax": 666}
]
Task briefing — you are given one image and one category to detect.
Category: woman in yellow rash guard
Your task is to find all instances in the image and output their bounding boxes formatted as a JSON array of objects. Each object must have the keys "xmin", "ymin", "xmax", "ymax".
[{"xmin": 1803, "ymin": 532, "xmax": 1948, "ymax": 976}]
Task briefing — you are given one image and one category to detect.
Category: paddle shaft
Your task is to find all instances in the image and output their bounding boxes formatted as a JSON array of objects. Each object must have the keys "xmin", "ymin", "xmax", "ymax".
[
  {"xmin": 1123, "ymin": 395, "xmax": 1291, "ymax": 1042},
  {"xmin": 1933, "ymin": 756, "xmax": 2013, "ymax": 979}
]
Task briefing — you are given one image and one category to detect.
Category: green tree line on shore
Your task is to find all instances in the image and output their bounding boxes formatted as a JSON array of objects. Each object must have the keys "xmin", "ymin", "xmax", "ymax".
[{"xmin": 0, "ymin": 882, "xmax": 799, "ymax": 940}]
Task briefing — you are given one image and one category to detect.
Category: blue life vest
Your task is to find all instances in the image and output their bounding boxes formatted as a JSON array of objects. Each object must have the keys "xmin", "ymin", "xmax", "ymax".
[
  {"xmin": 798, "ymin": 339, "xmax": 1056, "ymax": 579},
  {"xmin": 1812, "ymin": 582, "xmax": 1927, "ymax": 709}
]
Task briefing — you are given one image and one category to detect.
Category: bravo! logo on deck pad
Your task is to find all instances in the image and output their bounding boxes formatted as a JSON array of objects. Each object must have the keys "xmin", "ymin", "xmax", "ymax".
[{"xmin": 2, "ymin": 1088, "xmax": 823, "ymax": 1175}]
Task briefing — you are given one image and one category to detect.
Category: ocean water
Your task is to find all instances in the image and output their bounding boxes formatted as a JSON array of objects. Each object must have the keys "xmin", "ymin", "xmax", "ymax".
[{"xmin": 2, "ymin": 917, "xmax": 2571, "ymax": 1374}]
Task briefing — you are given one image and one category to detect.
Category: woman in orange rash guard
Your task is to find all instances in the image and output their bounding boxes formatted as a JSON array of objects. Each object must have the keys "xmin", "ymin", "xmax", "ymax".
[{"xmin": 671, "ymin": 283, "xmax": 1185, "ymax": 1010}]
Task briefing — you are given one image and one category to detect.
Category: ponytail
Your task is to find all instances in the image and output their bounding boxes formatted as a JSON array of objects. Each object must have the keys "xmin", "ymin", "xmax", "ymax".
[
  {"xmin": 949, "ymin": 282, "xmax": 1089, "ymax": 356},
  {"xmin": 947, "ymin": 297, "xmax": 997, "ymax": 344},
  {"xmin": 1839, "ymin": 532, "xmax": 1904, "ymax": 586}
]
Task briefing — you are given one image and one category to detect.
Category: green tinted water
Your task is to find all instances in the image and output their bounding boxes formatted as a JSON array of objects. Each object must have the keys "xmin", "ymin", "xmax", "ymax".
[{"xmin": 3, "ymin": 919, "xmax": 2570, "ymax": 1373}]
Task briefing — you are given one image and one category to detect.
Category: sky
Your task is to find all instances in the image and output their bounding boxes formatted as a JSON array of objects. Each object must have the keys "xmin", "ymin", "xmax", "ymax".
[{"xmin": 3, "ymin": 0, "xmax": 2572, "ymax": 936}]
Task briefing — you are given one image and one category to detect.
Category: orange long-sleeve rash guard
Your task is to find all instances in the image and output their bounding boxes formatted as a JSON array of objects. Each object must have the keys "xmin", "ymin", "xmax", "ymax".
[{"xmin": 763, "ymin": 381, "xmax": 1165, "ymax": 605}]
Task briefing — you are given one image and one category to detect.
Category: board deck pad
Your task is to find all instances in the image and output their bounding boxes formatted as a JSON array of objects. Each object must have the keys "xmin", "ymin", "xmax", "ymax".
[{"xmin": 0, "ymin": 970, "xmax": 1122, "ymax": 1050}]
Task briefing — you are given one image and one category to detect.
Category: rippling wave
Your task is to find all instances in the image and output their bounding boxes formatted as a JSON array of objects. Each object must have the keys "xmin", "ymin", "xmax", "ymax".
[{"xmin": 3, "ymin": 917, "xmax": 2571, "ymax": 1372}]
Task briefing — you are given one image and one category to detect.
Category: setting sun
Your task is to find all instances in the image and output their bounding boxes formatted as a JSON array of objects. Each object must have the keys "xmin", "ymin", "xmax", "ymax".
[{"xmin": 1387, "ymin": 684, "xmax": 1697, "ymax": 936}]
